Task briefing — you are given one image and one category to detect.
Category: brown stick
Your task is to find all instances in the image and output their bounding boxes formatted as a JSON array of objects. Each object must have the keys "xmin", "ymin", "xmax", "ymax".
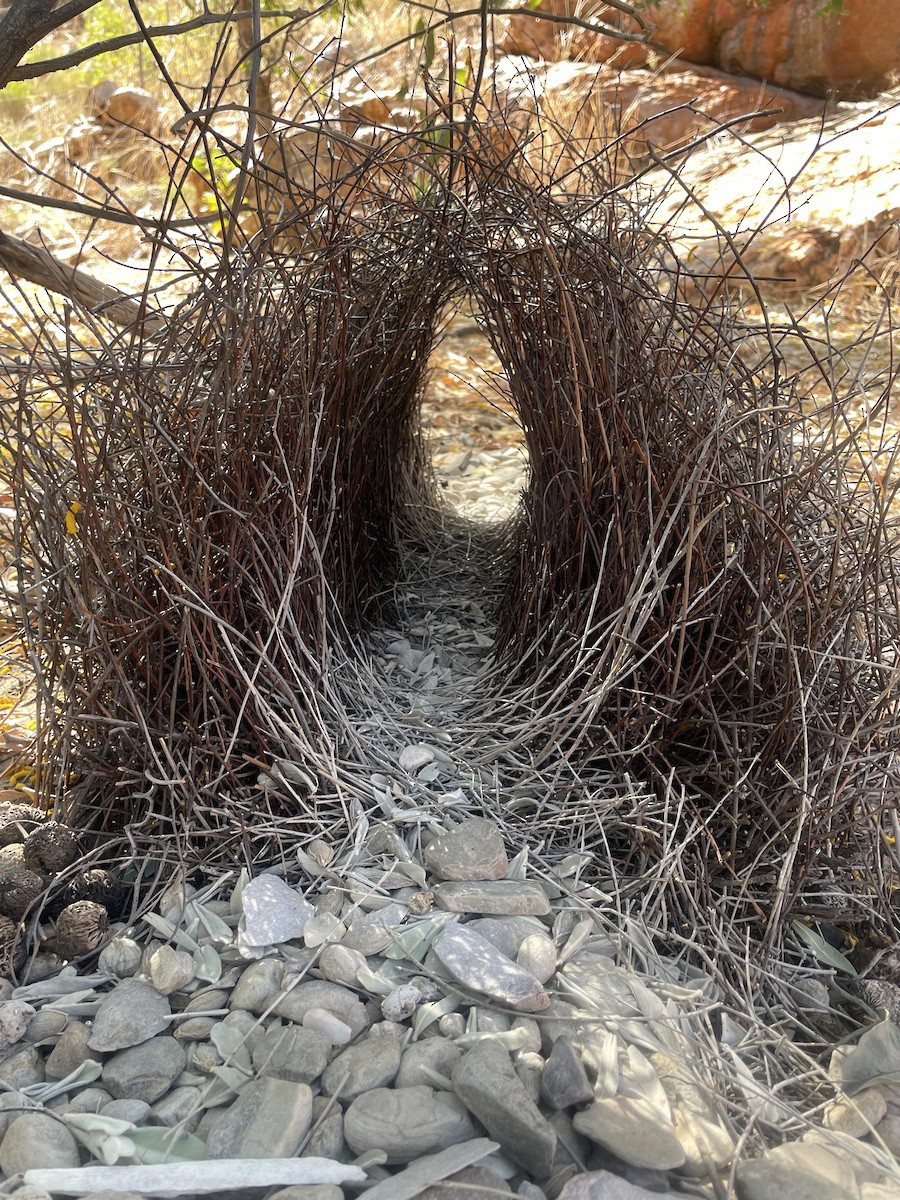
[{"xmin": 0, "ymin": 228, "xmax": 165, "ymax": 332}]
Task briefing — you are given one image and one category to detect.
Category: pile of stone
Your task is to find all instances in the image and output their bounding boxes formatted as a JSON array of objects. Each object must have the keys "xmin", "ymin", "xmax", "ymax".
[{"xmin": 0, "ymin": 813, "xmax": 897, "ymax": 1200}]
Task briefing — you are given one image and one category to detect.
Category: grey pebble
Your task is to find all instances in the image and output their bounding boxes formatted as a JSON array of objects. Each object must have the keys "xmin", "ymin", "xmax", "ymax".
[
  {"xmin": 318, "ymin": 943, "xmax": 367, "ymax": 987},
  {"xmin": 0, "ymin": 1111, "xmax": 80, "ymax": 1173},
  {"xmin": 23, "ymin": 1008, "xmax": 68, "ymax": 1043},
  {"xmin": 88, "ymin": 978, "xmax": 171, "ymax": 1052},
  {"xmin": 433, "ymin": 881, "xmax": 551, "ymax": 917},
  {"xmin": 396, "ymin": 1037, "xmax": 463, "ymax": 1089},
  {"xmin": 229, "ymin": 958, "xmax": 285, "ymax": 1014},
  {"xmin": 100, "ymin": 1098, "xmax": 153, "ymax": 1124},
  {"xmin": 452, "ymin": 1040, "xmax": 557, "ymax": 1178},
  {"xmin": 341, "ymin": 903, "xmax": 408, "ymax": 954},
  {"xmin": 541, "ymin": 1036, "xmax": 593, "ymax": 1110},
  {"xmin": 433, "ymin": 924, "xmax": 549, "ymax": 1013},
  {"xmin": 419, "ymin": 1165, "xmax": 514, "ymax": 1198},
  {"xmin": 45, "ymin": 1019, "xmax": 95, "ymax": 1079},
  {"xmin": 102, "ymin": 1035, "xmax": 186, "ymax": 1102},
  {"xmin": 70, "ymin": 1086, "xmax": 114, "ymax": 1112},
  {"xmin": 252, "ymin": 1023, "xmax": 331, "ymax": 1084},
  {"xmin": 556, "ymin": 1172, "xmax": 670, "ymax": 1199},
  {"xmin": 151, "ymin": 1085, "xmax": 202, "ymax": 1129},
  {"xmin": 344, "ymin": 1084, "xmax": 475, "ymax": 1163},
  {"xmin": 321, "ymin": 1033, "xmax": 401, "ymax": 1100},
  {"xmin": 0, "ymin": 1043, "xmax": 44, "ymax": 1088},
  {"xmin": 301, "ymin": 1107, "xmax": 345, "ymax": 1161},
  {"xmin": 274, "ymin": 979, "xmax": 369, "ymax": 1036},
  {"xmin": 207, "ymin": 1077, "xmax": 312, "ymax": 1159},
  {"xmin": 423, "ymin": 817, "xmax": 509, "ymax": 881}
]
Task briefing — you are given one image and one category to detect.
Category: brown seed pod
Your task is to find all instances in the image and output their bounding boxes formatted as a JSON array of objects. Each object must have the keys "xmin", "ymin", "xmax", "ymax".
[
  {"xmin": 0, "ymin": 801, "xmax": 45, "ymax": 848},
  {"xmin": 0, "ymin": 863, "xmax": 44, "ymax": 921},
  {"xmin": 54, "ymin": 901, "xmax": 109, "ymax": 961},
  {"xmin": 22, "ymin": 822, "xmax": 79, "ymax": 876}
]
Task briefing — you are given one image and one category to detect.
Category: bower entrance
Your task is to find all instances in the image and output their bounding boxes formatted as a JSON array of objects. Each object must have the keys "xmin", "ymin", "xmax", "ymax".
[{"xmin": 420, "ymin": 303, "xmax": 526, "ymax": 526}]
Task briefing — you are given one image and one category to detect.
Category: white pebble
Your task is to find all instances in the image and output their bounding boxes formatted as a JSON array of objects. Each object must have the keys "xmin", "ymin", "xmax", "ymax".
[
  {"xmin": 380, "ymin": 985, "xmax": 420, "ymax": 1023},
  {"xmin": 302, "ymin": 1007, "xmax": 353, "ymax": 1045}
]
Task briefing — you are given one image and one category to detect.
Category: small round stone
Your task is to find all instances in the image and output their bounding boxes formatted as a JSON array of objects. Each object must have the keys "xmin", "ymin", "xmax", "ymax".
[
  {"xmin": 0, "ymin": 1112, "xmax": 80, "ymax": 1173},
  {"xmin": 318, "ymin": 943, "xmax": 366, "ymax": 987}
]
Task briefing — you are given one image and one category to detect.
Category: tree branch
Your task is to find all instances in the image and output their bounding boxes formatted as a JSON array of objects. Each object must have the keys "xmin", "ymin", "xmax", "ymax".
[
  {"xmin": 0, "ymin": 228, "xmax": 165, "ymax": 331},
  {"xmin": 8, "ymin": 7, "xmax": 307, "ymax": 82},
  {"xmin": 0, "ymin": 0, "xmax": 105, "ymax": 90}
]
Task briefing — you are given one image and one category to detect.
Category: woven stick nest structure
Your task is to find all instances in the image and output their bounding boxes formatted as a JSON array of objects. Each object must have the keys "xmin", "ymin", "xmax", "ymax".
[{"xmin": 4, "ymin": 111, "xmax": 900, "ymax": 978}]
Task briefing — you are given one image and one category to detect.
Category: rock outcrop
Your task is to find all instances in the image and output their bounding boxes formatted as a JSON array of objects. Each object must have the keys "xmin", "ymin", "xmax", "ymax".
[{"xmin": 500, "ymin": 0, "xmax": 900, "ymax": 100}]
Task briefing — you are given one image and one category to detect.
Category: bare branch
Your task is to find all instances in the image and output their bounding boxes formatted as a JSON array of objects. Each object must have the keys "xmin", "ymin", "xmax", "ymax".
[
  {"xmin": 0, "ymin": 0, "xmax": 105, "ymax": 90},
  {"xmin": 8, "ymin": 7, "xmax": 308, "ymax": 83},
  {"xmin": 0, "ymin": 227, "xmax": 165, "ymax": 330}
]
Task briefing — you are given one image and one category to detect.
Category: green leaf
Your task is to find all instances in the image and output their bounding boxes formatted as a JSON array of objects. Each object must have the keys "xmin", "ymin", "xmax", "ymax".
[
  {"xmin": 792, "ymin": 920, "xmax": 858, "ymax": 975},
  {"xmin": 128, "ymin": 1127, "xmax": 207, "ymax": 1164},
  {"xmin": 424, "ymin": 25, "xmax": 436, "ymax": 70}
]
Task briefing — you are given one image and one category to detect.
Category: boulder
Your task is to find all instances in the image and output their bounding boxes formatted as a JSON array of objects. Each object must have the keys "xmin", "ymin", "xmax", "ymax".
[{"xmin": 500, "ymin": 0, "xmax": 900, "ymax": 100}]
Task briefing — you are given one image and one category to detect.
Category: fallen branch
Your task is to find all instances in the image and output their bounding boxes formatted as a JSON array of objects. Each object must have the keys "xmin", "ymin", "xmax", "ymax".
[{"xmin": 0, "ymin": 228, "xmax": 165, "ymax": 332}]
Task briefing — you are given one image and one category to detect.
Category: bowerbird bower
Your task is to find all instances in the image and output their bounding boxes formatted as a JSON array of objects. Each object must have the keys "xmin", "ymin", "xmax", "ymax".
[{"xmin": 5, "ymin": 111, "xmax": 900, "ymax": 979}]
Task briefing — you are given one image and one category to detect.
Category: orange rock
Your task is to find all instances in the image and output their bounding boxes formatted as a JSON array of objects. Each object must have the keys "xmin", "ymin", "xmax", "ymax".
[{"xmin": 500, "ymin": 0, "xmax": 900, "ymax": 100}]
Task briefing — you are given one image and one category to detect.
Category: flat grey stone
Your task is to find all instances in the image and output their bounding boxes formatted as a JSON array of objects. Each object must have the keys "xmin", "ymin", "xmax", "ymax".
[
  {"xmin": 88, "ymin": 979, "xmax": 172, "ymax": 1052},
  {"xmin": 432, "ymin": 925, "xmax": 549, "ymax": 1013},
  {"xmin": 556, "ymin": 1171, "xmax": 670, "ymax": 1199},
  {"xmin": 418, "ymin": 1165, "xmax": 513, "ymax": 1198},
  {"xmin": 318, "ymin": 943, "xmax": 367, "ymax": 987},
  {"xmin": 23, "ymin": 1007, "xmax": 68, "ymax": 1043},
  {"xmin": 341, "ymin": 903, "xmax": 408, "ymax": 954},
  {"xmin": 541, "ymin": 1036, "xmax": 593, "ymax": 1109},
  {"xmin": 344, "ymin": 1085, "xmax": 476, "ymax": 1163},
  {"xmin": 321, "ymin": 1033, "xmax": 401, "ymax": 1100},
  {"xmin": 273, "ymin": 979, "xmax": 368, "ymax": 1035},
  {"xmin": 0, "ymin": 1112, "xmax": 80, "ymax": 1173},
  {"xmin": 0, "ymin": 1044, "xmax": 44, "ymax": 1088},
  {"xmin": 151, "ymin": 1085, "xmax": 202, "ymax": 1129},
  {"xmin": 572, "ymin": 1097, "xmax": 685, "ymax": 1171},
  {"xmin": 100, "ymin": 1098, "xmax": 152, "ymax": 1124},
  {"xmin": 70, "ymin": 1086, "xmax": 113, "ymax": 1113},
  {"xmin": 44, "ymin": 1020, "xmax": 96, "ymax": 1079},
  {"xmin": 301, "ymin": 1109, "xmax": 344, "ymax": 1161},
  {"xmin": 424, "ymin": 818, "xmax": 509, "ymax": 881},
  {"xmin": 433, "ymin": 881, "xmax": 550, "ymax": 917},
  {"xmin": 207, "ymin": 1077, "xmax": 313, "ymax": 1159},
  {"xmin": 229, "ymin": 959, "xmax": 285, "ymax": 1014},
  {"xmin": 452, "ymin": 1041, "xmax": 557, "ymax": 1177},
  {"xmin": 467, "ymin": 918, "xmax": 550, "ymax": 960},
  {"xmin": 735, "ymin": 1142, "xmax": 863, "ymax": 1200},
  {"xmin": 252, "ymin": 1024, "xmax": 331, "ymax": 1084},
  {"xmin": 268, "ymin": 1189, "xmax": 345, "ymax": 1200},
  {"xmin": 240, "ymin": 876, "xmax": 314, "ymax": 948},
  {"xmin": 101, "ymin": 1036, "xmax": 186, "ymax": 1102},
  {"xmin": 396, "ymin": 1037, "xmax": 463, "ymax": 1089}
]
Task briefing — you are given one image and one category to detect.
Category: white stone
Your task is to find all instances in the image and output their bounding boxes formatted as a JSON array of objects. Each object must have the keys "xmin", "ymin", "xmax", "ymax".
[{"xmin": 240, "ymin": 877, "xmax": 314, "ymax": 948}]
